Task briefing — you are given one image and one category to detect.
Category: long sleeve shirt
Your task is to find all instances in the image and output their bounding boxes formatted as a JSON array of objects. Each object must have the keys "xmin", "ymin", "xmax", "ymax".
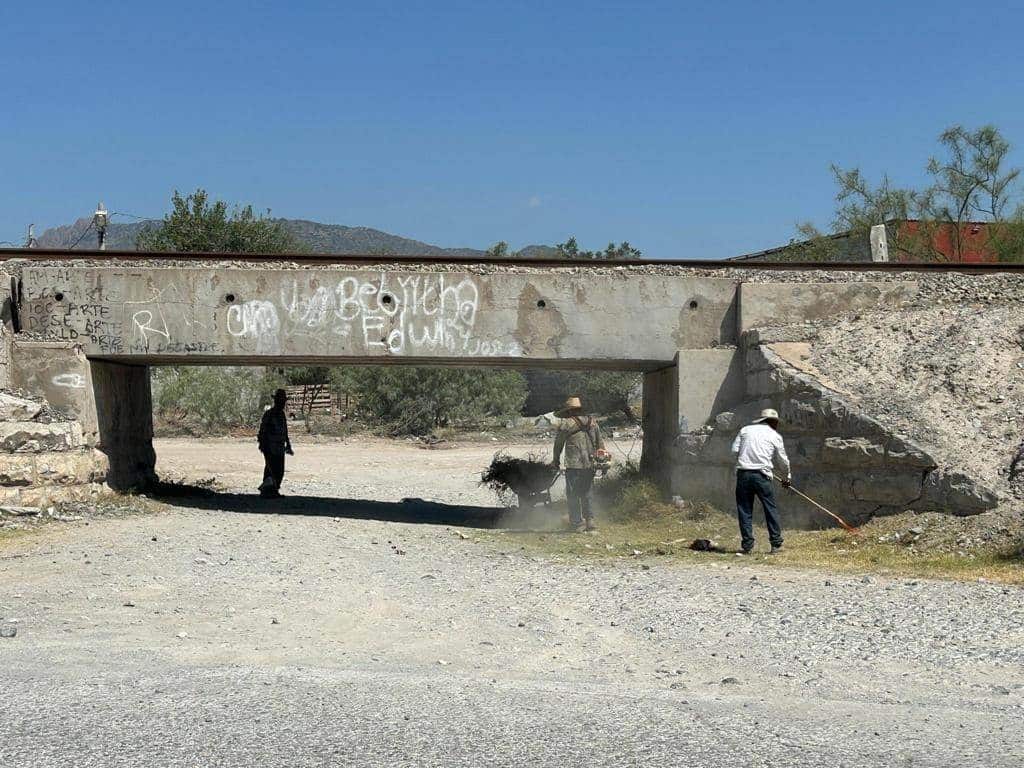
[
  {"xmin": 553, "ymin": 416, "xmax": 605, "ymax": 470},
  {"xmin": 258, "ymin": 407, "xmax": 290, "ymax": 453},
  {"xmin": 731, "ymin": 424, "xmax": 791, "ymax": 481}
]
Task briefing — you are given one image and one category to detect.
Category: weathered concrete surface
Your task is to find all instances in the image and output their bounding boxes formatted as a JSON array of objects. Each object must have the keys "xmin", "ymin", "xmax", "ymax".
[
  {"xmin": 19, "ymin": 266, "xmax": 746, "ymax": 366},
  {"xmin": 10, "ymin": 340, "xmax": 97, "ymax": 443},
  {"xmin": 640, "ymin": 362, "xmax": 679, "ymax": 491},
  {"xmin": 738, "ymin": 281, "xmax": 918, "ymax": 334},
  {"xmin": 676, "ymin": 348, "xmax": 744, "ymax": 432},
  {"xmin": 672, "ymin": 333, "xmax": 1000, "ymax": 525},
  {"xmin": 90, "ymin": 361, "xmax": 156, "ymax": 491},
  {"xmin": 0, "ymin": 268, "xmax": 12, "ymax": 389}
]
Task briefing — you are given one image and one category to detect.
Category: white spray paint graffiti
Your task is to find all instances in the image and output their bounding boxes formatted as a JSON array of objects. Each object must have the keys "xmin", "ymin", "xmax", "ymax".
[
  {"xmin": 226, "ymin": 300, "xmax": 282, "ymax": 354},
  {"xmin": 273, "ymin": 273, "xmax": 518, "ymax": 356},
  {"xmin": 131, "ymin": 309, "xmax": 171, "ymax": 346},
  {"xmin": 52, "ymin": 373, "xmax": 87, "ymax": 389}
]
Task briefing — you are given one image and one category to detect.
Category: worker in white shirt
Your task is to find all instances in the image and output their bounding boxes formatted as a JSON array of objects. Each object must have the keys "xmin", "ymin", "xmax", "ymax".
[{"xmin": 731, "ymin": 408, "xmax": 791, "ymax": 554}]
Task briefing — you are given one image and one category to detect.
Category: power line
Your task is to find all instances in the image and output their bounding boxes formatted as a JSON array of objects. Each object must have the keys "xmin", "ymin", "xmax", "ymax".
[
  {"xmin": 66, "ymin": 221, "xmax": 95, "ymax": 250},
  {"xmin": 111, "ymin": 211, "xmax": 153, "ymax": 220}
]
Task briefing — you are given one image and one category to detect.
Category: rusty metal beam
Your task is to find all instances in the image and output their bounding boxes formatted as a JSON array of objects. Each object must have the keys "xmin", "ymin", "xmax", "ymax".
[{"xmin": 2, "ymin": 246, "xmax": 1024, "ymax": 272}]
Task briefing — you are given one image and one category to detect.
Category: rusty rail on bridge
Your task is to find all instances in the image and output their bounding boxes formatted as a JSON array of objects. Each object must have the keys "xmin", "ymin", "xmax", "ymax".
[{"xmin": 2, "ymin": 246, "xmax": 1024, "ymax": 273}]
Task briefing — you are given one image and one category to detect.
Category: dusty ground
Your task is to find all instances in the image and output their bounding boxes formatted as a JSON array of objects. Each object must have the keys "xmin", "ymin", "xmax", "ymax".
[
  {"xmin": 2, "ymin": 437, "xmax": 1023, "ymax": 767},
  {"xmin": 154, "ymin": 434, "xmax": 554, "ymax": 508}
]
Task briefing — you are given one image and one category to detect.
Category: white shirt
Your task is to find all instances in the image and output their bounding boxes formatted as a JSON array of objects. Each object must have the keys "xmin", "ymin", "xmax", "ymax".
[{"xmin": 731, "ymin": 423, "xmax": 791, "ymax": 481}]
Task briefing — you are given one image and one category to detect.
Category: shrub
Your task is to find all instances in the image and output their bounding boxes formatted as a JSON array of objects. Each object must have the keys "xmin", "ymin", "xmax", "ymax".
[
  {"xmin": 152, "ymin": 366, "xmax": 284, "ymax": 430},
  {"xmin": 336, "ymin": 366, "xmax": 527, "ymax": 435}
]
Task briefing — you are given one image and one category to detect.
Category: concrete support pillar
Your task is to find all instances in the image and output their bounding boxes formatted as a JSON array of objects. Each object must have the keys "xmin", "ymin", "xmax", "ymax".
[
  {"xmin": 90, "ymin": 360, "xmax": 157, "ymax": 491},
  {"xmin": 870, "ymin": 224, "xmax": 890, "ymax": 262},
  {"xmin": 640, "ymin": 358, "xmax": 680, "ymax": 493}
]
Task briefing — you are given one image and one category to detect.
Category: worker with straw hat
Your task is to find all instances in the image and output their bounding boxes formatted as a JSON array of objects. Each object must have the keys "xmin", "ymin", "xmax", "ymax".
[
  {"xmin": 552, "ymin": 396, "xmax": 606, "ymax": 533},
  {"xmin": 731, "ymin": 408, "xmax": 791, "ymax": 554}
]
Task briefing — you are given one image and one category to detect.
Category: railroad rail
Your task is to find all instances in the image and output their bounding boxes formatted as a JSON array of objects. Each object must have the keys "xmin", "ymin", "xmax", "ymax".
[{"xmin": 1, "ymin": 247, "xmax": 1024, "ymax": 273}]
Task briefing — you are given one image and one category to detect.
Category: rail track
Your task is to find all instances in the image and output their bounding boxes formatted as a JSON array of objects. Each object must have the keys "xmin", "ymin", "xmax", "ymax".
[{"xmin": 2, "ymin": 246, "xmax": 1024, "ymax": 273}]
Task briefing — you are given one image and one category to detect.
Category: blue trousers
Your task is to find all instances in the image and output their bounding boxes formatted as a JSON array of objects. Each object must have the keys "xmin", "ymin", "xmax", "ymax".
[{"xmin": 735, "ymin": 469, "xmax": 783, "ymax": 551}]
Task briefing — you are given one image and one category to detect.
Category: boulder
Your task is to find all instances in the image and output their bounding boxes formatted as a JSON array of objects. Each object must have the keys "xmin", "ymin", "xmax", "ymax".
[
  {"xmin": 714, "ymin": 411, "xmax": 736, "ymax": 430},
  {"xmin": 0, "ymin": 454, "xmax": 34, "ymax": 486},
  {"xmin": 35, "ymin": 451, "xmax": 98, "ymax": 485},
  {"xmin": 821, "ymin": 437, "xmax": 886, "ymax": 468},
  {"xmin": 0, "ymin": 393, "xmax": 42, "ymax": 422},
  {"xmin": 850, "ymin": 471, "xmax": 923, "ymax": 505},
  {"xmin": 0, "ymin": 422, "xmax": 83, "ymax": 453},
  {"xmin": 921, "ymin": 470, "xmax": 1000, "ymax": 515}
]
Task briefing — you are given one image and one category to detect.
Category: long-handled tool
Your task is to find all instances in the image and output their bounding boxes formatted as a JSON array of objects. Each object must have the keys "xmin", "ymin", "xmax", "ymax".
[{"xmin": 774, "ymin": 475, "xmax": 859, "ymax": 534}]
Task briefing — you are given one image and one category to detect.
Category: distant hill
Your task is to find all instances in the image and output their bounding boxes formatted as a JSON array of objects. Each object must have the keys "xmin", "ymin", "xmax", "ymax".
[{"xmin": 35, "ymin": 217, "xmax": 561, "ymax": 259}]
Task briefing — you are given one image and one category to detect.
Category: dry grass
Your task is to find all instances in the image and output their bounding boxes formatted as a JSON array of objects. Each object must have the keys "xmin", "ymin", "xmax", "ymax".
[{"xmin": 488, "ymin": 482, "xmax": 1024, "ymax": 584}]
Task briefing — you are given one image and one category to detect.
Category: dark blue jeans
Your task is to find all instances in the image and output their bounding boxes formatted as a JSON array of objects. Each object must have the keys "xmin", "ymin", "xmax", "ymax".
[{"xmin": 735, "ymin": 469, "xmax": 783, "ymax": 551}]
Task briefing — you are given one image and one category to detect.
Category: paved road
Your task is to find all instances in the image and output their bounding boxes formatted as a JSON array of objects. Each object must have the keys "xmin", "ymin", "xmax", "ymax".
[{"xmin": 1, "ymin": 466, "xmax": 1022, "ymax": 765}]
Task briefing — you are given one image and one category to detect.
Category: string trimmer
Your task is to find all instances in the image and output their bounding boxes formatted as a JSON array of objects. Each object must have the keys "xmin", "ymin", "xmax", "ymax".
[{"xmin": 774, "ymin": 475, "xmax": 859, "ymax": 534}]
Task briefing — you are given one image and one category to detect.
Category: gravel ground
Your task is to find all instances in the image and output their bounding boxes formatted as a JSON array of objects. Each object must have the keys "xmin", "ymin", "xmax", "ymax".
[{"xmin": 2, "ymin": 439, "xmax": 1023, "ymax": 767}]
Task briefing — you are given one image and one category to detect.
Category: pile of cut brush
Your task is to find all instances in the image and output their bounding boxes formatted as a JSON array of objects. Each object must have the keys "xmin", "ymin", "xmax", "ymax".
[{"xmin": 480, "ymin": 451, "xmax": 560, "ymax": 507}]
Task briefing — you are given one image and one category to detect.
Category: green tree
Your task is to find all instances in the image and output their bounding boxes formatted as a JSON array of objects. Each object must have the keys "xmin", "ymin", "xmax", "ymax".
[
  {"xmin": 486, "ymin": 241, "xmax": 511, "ymax": 258},
  {"xmin": 336, "ymin": 366, "xmax": 527, "ymax": 435},
  {"xmin": 140, "ymin": 190, "xmax": 300, "ymax": 428},
  {"xmin": 136, "ymin": 189, "xmax": 301, "ymax": 253},
  {"xmin": 555, "ymin": 237, "xmax": 642, "ymax": 260},
  {"xmin": 802, "ymin": 124, "xmax": 1024, "ymax": 262},
  {"xmin": 542, "ymin": 370, "xmax": 641, "ymax": 423}
]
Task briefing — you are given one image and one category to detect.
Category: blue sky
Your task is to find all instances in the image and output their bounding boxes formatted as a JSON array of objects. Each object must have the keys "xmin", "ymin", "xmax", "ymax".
[{"xmin": 3, "ymin": 1, "xmax": 1024, "ymax": 258}]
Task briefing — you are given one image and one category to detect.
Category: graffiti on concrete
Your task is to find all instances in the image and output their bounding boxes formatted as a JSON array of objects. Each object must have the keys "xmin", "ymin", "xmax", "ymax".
[
  {"xmin": 20, "ymin": 268, "xmax": 520, "ymax": 358},
  {"xmin": 52, "ymin": 373, "xmax": 87, "ymax": 389}
]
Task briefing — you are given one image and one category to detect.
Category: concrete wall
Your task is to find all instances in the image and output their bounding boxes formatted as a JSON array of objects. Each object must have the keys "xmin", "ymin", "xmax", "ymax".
[
  {"xmin": 738, "ymin": 281, "xmax": 918, "ymax": 334},
  {"xmin": 676, "ymin": 348, "xmax": 745, "ymax": 433},
  {"xmin": 671, "ymin": 332, "xmax": 999, "ymax": 526},
  {"xmin": 0, "ymin": 269, "xmax": 12, "ymax": 389},
  {"xmin": 19, "ymin": 266, "xmax": 742, "ymax": 366},
  {"xmin": 11, "ymin": 341, "xmax": 98, "ymax": 443},
  {"xmin": 90, "ymin": 361, "xmax": 156, "ymax": 491},
  {"xmin": 640, "ymin": 360, "xmax": 679, "ymax": 492}
]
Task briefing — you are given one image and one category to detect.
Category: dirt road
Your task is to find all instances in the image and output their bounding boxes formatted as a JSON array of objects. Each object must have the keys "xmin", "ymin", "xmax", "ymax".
[
  {"xmin": 1, "ymin": 437, "xmax": 1022, "ymax": 766},
  {"xmin": 154, "ymin": 434, "xmax": 558, "ymax": 506}
]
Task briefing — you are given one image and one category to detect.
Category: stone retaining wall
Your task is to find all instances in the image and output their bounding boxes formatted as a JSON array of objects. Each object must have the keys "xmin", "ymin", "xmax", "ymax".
[
  {"xmin": 0, "ymin": 391, "xmax": 107, "ymax": 509},
  {"xmin": 672, "ymin": 330, "xmax": 999, "ymax": 527}
]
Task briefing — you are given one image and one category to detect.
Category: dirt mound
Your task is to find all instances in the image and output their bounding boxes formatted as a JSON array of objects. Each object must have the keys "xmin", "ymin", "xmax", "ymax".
[{"xmin": 797, "ymin": 274, "xmax": 1024, "ymax": 550}]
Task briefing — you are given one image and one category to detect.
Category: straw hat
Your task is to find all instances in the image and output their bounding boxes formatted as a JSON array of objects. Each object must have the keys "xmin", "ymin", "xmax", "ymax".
[
  {"xmin": 555, "ymin": 396, "xmax": 584, "ymax": 418},
  {"xmin": 753, "ymin": 407, "xmax": 779, "ymax": 424}
]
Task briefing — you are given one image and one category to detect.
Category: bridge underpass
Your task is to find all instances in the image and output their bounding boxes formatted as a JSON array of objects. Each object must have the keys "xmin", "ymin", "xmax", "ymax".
[{"xmin": 5, "ymin": 256, "xmax": 985, "ymax": 526}]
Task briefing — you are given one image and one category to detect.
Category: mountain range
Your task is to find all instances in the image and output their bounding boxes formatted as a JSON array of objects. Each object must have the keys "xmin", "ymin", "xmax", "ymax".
[{"xmin": 34, "ymin": 217, "xmax": 560, "ymax": 259}]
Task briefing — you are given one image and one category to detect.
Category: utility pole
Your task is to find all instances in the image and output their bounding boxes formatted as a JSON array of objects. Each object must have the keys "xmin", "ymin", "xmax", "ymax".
[{"xmin": 93, "ymin": 202, "xmax": 108, "ymax": 250}]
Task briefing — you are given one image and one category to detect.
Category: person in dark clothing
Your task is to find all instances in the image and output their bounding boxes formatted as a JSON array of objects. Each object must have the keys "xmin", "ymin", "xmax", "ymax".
[
  {"xmin": 258, "ymin": 389, "xmax": 293, "ymax": 498},
  {"xmin": 552, "ymin": 396, "xmax": 606, "ymax": 533}
]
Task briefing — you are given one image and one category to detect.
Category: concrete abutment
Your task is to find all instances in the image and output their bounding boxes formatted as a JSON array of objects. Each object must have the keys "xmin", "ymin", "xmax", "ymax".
[{"xmin": 89, "ymin": 360, "xmax": 157, "ymax": 491}]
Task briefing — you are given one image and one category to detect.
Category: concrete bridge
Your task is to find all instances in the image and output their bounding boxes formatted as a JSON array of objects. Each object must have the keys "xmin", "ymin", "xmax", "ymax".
[{"xmin": 0, "ymin": 254, "xmax": 999, "ymax": 525}]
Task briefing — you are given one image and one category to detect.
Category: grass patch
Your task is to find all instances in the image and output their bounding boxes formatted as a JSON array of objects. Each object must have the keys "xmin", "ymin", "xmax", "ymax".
[{"xmin": 488, "ymin": 477, "xmax": 1024, "ymax": 584}]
